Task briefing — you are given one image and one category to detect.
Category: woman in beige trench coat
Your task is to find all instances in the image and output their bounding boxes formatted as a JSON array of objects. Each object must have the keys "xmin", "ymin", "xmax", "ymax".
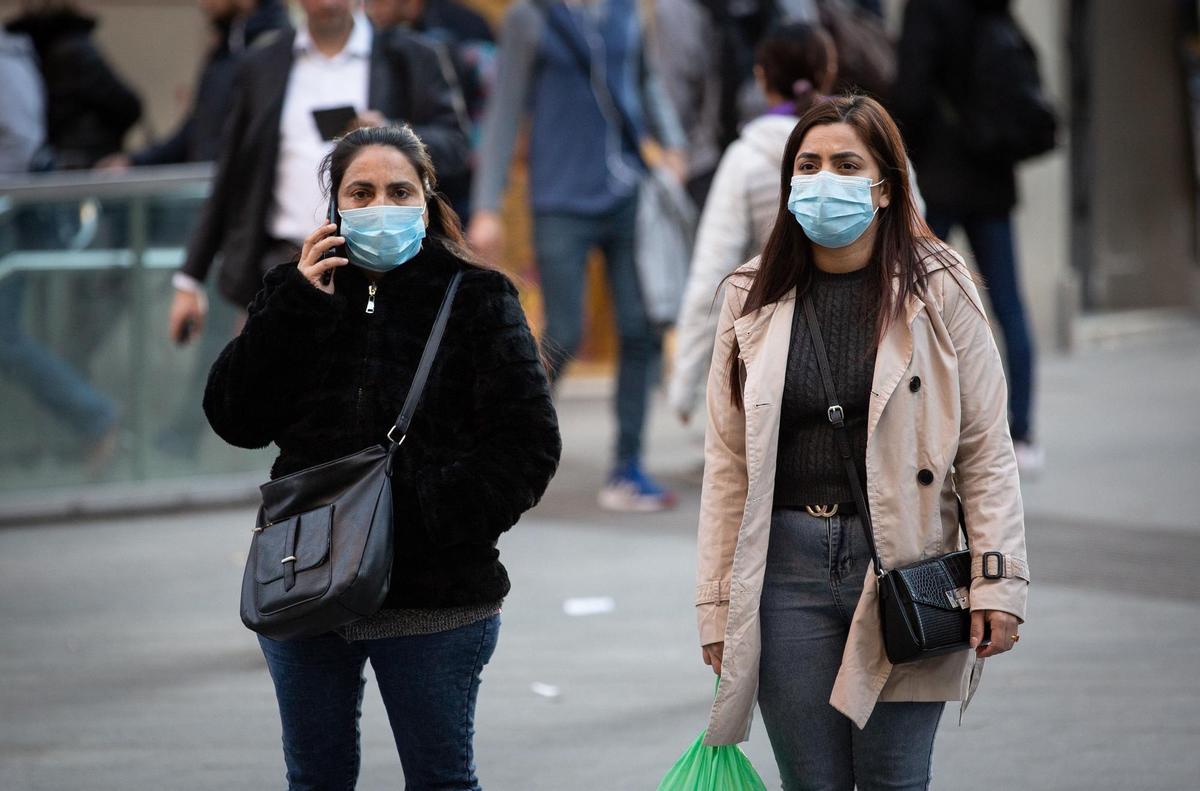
[{"xmin": 695, "ymin": 96, "xmax": 1029, "ymax": 790}]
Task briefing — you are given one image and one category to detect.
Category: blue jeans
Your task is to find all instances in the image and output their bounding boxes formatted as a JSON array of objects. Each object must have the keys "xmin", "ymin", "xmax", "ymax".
[
  {"xmin": 758, "ymin": 509, "xmax": 943, "ymax": 791},
  {"xmin": 926, "ymin": 212, "xmax": 1035, "ymax": 442},
  {"xmin": 0, "ymin": 273, "xmax": 118, "ymax": 441},
  {"xmin": 534, "ymin": 197, "xmax": 661, "ymax": 466},
  {"xmin": 258, "ymin": 615, "xmax": 500, "ymax": 791}
]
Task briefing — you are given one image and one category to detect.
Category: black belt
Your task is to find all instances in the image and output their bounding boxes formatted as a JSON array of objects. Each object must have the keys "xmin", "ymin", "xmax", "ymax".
[{"xmin": 784, "ymin": 501, "xmax": 858, "ymax": 518}]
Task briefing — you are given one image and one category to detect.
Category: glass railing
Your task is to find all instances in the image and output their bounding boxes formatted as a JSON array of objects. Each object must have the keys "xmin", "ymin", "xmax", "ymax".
[{"xmin": 0, "ymin": 165, "xmax": 274, "ymax": 511}]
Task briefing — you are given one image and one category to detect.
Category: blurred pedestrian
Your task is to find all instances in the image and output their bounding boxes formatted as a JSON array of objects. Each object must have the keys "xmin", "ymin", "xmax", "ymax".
[
  {"xmin": 695, "ymin": 96, "xmax": 1029, "ymax": 788},
  {"xmin": 365, "ymin": 0, "xmax": 495, "ymax": 218},
  {"xmin": 0, "ymin": 26, "xmax": 119, "ymax": 474},
  {"xmin": 204, "ymin": 125, "xmax": 560, "ymax": 790},
  {"xmin": 669, "ymin": 22, "xmax": 836, "ymax": 424},
  {"xmin": 5, "ymin": 0, "xmax": 141, "ymax": 170},
  {"xmin": 892, "ymin": 0, "xmax": 1055, "ymax": 474},
  {"xmin": 169, "ymin": 0, "xmax": 470, "ymax": 348},
  {"xmin": 468, "ymin": 0, "xmax": 687, "ymax": 512},
  {"xmin": 91, "ymin": 0, "xmax": 290, "ymax": 461},
  {"xmin": 365, "ymin": 0, "xmax": 493, "ymax": 45},
  {"xmin": 646, "ymin": 0, "xmax": 723, "ymax": 207},
  {"xmin": 96, "ymin": 0, "xmax": 290, "ymax": 171},
  {"xmin": 7, "ymin": 0, "xmax": 144, "ymax": 375}
]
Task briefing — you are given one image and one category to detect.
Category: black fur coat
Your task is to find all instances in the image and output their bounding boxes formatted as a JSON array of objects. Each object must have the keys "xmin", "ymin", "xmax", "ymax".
[{"xmin": 204, "ymin": 239, "xmax": 561, "ymax": 609}]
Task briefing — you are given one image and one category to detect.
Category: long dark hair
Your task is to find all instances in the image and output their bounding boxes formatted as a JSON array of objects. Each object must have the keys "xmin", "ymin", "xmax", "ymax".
[
  {"xmin": 725, "ymin": 94, "xmax": 951, "ymax": 409},
  {"xmin": 319, "ymin": 124, "xmax": 478, "ymax": 265},
  {"xmin": 755, "ymin": 22, "xmax": 837, "ymax": 116}
]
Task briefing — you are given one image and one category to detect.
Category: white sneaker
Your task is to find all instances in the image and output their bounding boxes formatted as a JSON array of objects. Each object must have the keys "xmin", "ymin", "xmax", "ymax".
[{"xmin": 1014, "ymin": 441, "xmax": 1045, "ymax": 479}]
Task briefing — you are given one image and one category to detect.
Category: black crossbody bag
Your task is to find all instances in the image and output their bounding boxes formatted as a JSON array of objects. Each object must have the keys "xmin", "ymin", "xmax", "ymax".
[
  {"xmin": 803, "ymin": 294, "xmax": 974, "ymax": 664},
  {"xmin": 239, "ymin": 271, "xmax": 463, "ymax": 641}
]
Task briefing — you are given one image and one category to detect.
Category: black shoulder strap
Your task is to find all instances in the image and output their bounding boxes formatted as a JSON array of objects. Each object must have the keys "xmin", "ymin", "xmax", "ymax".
[
  {"xmin": 802, "ymin": 293, "xmax": 886, "ymax": 576},
  {"xmin": 388, "ymin": 270, "xmax": 463, "ymax": 446}
]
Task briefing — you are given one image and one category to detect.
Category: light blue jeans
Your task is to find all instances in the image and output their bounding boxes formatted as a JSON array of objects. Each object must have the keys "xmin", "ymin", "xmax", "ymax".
[{"xmin": 758, "ymin": 508, "xmax": 944, "ymax": 791}]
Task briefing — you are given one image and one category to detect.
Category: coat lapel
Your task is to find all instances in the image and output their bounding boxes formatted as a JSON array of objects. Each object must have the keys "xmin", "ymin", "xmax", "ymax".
[
  {"xmin": 733, "ymin": 290, "xmax": 794, "ymax": 414},
  {"xmin": 368, "ymin": 31, "xmax": 408, "ymax": 117},
  {"xmin": 868, "ymin": 259, "xmax": 956, "ymax": 439},
  {"xmin": 246, "ymin": 31, "xmax": 295, "ymax": 145}
]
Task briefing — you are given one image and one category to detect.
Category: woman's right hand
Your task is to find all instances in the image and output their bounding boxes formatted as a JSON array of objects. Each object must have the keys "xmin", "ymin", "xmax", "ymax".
[
  {"xmin": 298, "ymin": 222, "xmax": 348, "ymax": 294},
  {"xmin": 702, "ymin": 642, "xmax": 724, "ymax": 675}
]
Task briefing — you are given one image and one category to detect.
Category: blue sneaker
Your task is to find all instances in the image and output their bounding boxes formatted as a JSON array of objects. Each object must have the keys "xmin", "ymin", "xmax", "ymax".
[{"xmin": 598, "ymin": 461, "xmax": 678, "ymax": 512}]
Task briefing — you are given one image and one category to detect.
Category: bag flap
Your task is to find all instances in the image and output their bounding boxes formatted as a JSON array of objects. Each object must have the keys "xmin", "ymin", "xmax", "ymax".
[
  {"xmin": 259, "ymin": 445, "xmax": 389, "ymax": 522},
  {"xmin": 254, "ymin": 505, "xmax": 333, "ymax": 584},
  {"xmin": 893, "ymin": 552, "xmax": 971, "ymax": 611}
]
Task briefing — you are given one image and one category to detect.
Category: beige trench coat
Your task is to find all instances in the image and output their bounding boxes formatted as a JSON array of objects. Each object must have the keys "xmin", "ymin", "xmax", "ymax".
[{"xmin": 696, "ymin": 249, "xmax": 1030, "ymax": 745}]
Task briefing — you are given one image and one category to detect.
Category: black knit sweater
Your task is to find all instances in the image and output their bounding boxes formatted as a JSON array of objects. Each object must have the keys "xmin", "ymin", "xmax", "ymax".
[
  {"xmin": 204, "ymin": 239, "xmax": 561, "ymax": 609},
  {"xmin": 774, "ymin": 266, "xmax": 877, "ymax": 508}
]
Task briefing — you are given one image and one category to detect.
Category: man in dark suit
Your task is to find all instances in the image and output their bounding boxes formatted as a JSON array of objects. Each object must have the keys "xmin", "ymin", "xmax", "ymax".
[{"xmin": 168, "ymin": 0, "xmax": 469, "ymax": 344}]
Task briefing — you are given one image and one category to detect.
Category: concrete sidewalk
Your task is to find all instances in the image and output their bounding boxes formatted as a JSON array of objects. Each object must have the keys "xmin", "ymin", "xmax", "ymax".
[{"xmin": 1, "ymin": 324, "xmax": 1198, "ymax": 790}]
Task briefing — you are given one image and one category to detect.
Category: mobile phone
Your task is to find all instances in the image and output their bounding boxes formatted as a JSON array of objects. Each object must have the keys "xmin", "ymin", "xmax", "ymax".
[
  {"xmin": 312, "ymin": 105, "xmax": 358, "ymax": 141},
  {"xmin": 321, "ymin": 196, "xmax": 342, "ymax": 287},
  {"xmin": 175, "ymin": 317, "xmax": 195, "ymax": 345}
]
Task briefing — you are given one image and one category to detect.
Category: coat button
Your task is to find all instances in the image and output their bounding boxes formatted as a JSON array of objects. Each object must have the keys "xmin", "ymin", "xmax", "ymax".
[
  {"xmin": 909, "ymin": 376, "xmax": 921, "ymax": 392},
  {"xmin": 917, "ymin": 468, "xmax": 935, "ymax": 486}
]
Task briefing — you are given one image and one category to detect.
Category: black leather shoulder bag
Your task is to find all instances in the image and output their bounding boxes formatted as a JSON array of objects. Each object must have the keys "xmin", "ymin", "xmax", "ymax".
[
  {"xmin": 240, "ymin": 270, "xmax": 463, "ymax": 641},
  {"xmin": 803, "ymin": 294, "xmax": 973, "ymax": 664}
]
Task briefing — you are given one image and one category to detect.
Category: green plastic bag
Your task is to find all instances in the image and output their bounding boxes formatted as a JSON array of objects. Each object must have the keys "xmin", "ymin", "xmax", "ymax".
[
  {"xmin": 656, "ymin": 683, "xmax": 767, "ymax": 791},
  {"xmin": 655, "ymin": 729, "xmax": 768, "ymax": 791}
]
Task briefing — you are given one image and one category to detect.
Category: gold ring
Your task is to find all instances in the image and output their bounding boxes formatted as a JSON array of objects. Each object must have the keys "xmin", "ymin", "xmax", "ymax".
[{"xmin": 1011, "ymin": 635, "xmax": 1020, "ymax": 643}]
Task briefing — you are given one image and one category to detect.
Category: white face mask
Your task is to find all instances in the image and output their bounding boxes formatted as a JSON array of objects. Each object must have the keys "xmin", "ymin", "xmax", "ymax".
[
  {"xmin": 787, "ymin": 171, "xmax": 885, "ymax": 248},
  {"xmin": 338, "ymin": 204, "xmax": 427, "ymax": 273}
]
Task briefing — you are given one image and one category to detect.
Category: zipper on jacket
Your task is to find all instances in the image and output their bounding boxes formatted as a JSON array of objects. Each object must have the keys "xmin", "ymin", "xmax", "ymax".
[{"xmin": 365, "ymin": 283, "xmax": 377, "ymax": 314}]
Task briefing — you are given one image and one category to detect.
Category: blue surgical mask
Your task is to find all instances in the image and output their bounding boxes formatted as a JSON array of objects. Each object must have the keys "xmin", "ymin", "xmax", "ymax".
[
  {"xmin": 338, "ymin": 204, "xmax": 427, "ymax": 273},
  {"xmin": 787, "ymin": 171, "xmax": 884, "ymax": 248}
]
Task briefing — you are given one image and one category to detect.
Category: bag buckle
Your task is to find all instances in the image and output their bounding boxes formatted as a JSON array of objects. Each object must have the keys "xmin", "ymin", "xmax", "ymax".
[
  {"xmin": 827, "ymin": 405, "xmax": 845, "ymax": 425},
  {"xmin": 945, "ymin": 586, "xmax": 970, "ymax": 609},
  {"xmin": 982, "ymin": 551, "xmax": 1006, "ymax": 579},
  {"xmin": 387, "ymin": 426, "xmax": 407, "ymax": 446}
]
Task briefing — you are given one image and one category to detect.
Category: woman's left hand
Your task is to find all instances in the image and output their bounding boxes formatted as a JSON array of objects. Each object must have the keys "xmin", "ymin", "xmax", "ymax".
[{"xmin": 971, "ymin": 610, "xmax": 1020, "ymax": 658}]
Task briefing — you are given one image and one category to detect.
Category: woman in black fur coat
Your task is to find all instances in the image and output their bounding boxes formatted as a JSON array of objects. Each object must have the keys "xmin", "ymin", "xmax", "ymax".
[{"xmin": 204, "ymin": 125, "xmax": 561, "ymax": 790}]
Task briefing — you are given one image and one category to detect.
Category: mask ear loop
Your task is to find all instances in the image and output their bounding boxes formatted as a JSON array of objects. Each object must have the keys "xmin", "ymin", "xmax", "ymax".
[{"xmin": 869, "ymin": 177, "xmax": 887, "ymax": 213}]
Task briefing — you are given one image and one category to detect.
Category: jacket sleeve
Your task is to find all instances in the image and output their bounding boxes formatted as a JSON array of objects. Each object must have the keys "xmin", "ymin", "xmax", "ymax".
[
  {"xmin": 70, "ymin": 38, "xmax": 142, "ymax": 138},
  {"xmin": 398, "ymin": 34, "xmax": 471, "ymax": 181},
  {"xmin": 470, "ymin": 2, "xmax": 540, "ymax": 213},
  {"xmin": 413, "ymin": 272, "xmax": 561, "ymax": 546},
  {"xmin": 180, "ymin": 61, "xmax": 252, "ymax": 284},
  {"xmin": 668, "ymin": 143, "xmax": 752, "ymax": 417},
  {"xmin": 695, "ymin": 284, "xmax": 749, "ymax": 646},
  {"xmin": 130, "ymin": 115, "xmax": 193, "ymax": 167},
  {"xmin": 203, "ymin": 265, "xmax": 344, "ymax": 449},
  {"xmin": 944, "ymin": 265, "xmax": 1030, "ymax": 622}
]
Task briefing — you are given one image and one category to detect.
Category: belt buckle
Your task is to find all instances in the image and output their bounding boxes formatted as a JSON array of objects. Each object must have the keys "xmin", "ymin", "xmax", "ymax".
[{"xmin": 805, "ymin": 504, "xmax": 839, "ymax": 518}]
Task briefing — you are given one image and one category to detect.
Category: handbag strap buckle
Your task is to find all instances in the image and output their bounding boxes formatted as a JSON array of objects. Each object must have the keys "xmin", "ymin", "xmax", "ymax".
[{"xmin": 386, "ymin": 425, "xmax": 407, "ymax": 446}]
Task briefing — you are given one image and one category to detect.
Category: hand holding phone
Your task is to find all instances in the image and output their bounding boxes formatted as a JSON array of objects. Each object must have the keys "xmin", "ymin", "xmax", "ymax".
[
  {"xmin": 297, "ymin": 202, "xmax": 347, "ymax": 294},
  {"xmin": 321, "ymin": 196, "xmax": 343, "ymax": 286}
]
